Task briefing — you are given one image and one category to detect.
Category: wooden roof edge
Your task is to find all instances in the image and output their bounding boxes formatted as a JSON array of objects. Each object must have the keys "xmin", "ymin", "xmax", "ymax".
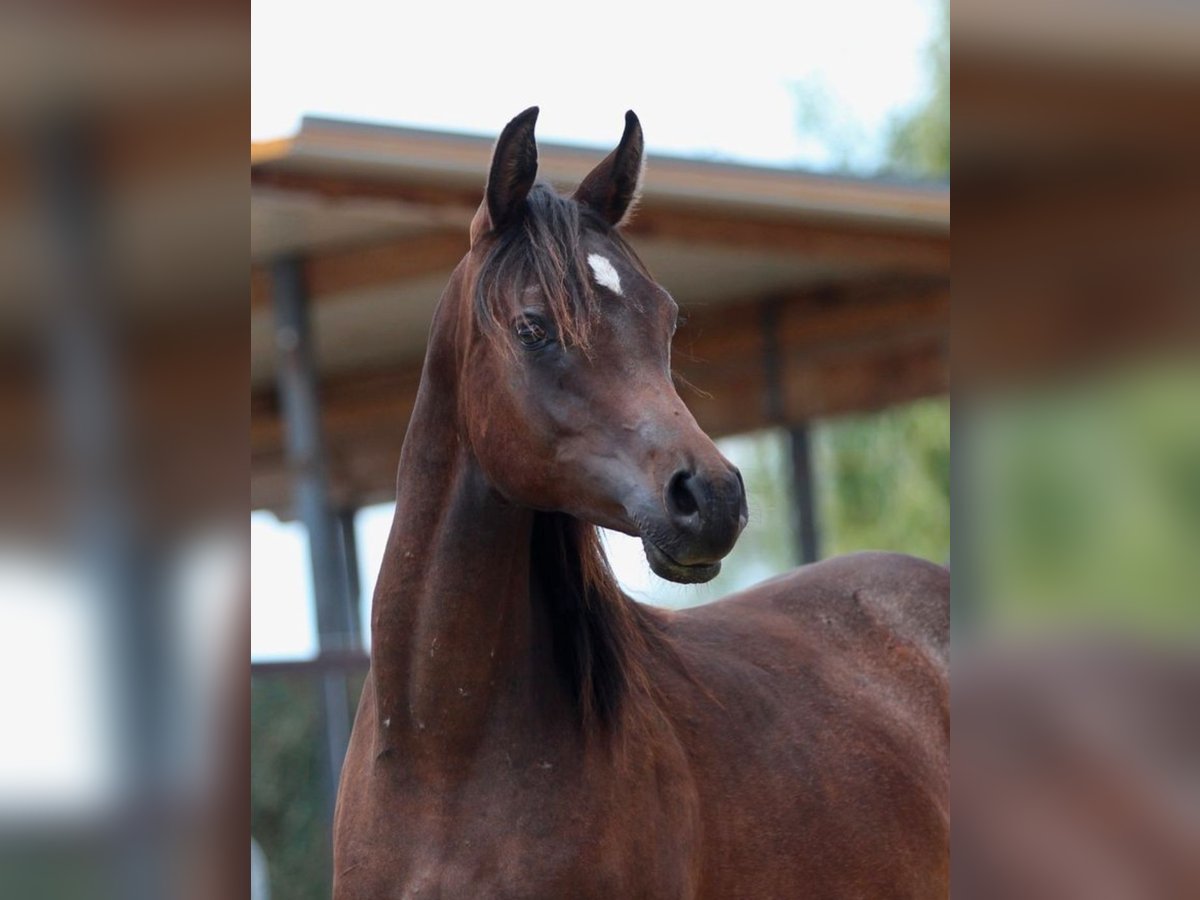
[
  {"xmin": 250, "ymin": 116, "xmax": 949, "ymax": 232},
  {"xmin": 251, "ymin": 136, "xmax": 294, "ymax": 166}
]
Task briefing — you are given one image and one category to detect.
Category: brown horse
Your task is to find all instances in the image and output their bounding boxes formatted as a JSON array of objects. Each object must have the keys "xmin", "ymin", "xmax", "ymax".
[{"xmin": 333, "ymin": 108, "xmax": 949, "ymax": 899}]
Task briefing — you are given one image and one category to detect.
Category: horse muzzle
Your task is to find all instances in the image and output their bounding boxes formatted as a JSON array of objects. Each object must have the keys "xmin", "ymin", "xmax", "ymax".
[{"xmin": 639, "ymin": 463, "xmax": 748, "ymax": 584}]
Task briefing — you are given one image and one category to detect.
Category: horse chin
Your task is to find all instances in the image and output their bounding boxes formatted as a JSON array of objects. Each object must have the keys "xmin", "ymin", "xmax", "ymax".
[{"xmin": 642, "ymin": 538, "xmax": 722, "ymax": 585}]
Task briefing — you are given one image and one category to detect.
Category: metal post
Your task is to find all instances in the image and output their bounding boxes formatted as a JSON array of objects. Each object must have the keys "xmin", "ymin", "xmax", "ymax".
[
  {"xmin": 271, "ymin": 258, "xmax": 355, "ymax": 814},
  {"xmin": 949, "ymin": 394, "xmax": 971, "ymax": 636},
  {"xmin": 337, "ymin": 507, "xmax": 362, "ymax": 647},
  {"xmin": 271, "ymin": 259, "xmax": 356, "ymax": 650},
  {"xmin": 760, "ymin": 299, "xmax": 786, "ymax": 425},
  {"xmin": 788, "ymin": 423, "xmax": 821, "ymax": 565},
  {"xmin": 761, "ymin": 298, "xmax": 821, "ymax": 566}
]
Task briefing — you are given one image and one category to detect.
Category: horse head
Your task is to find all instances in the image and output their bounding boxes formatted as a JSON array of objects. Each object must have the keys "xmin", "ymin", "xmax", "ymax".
[{"xmin": 452, "ymin": 107, "xmax": 747, "ymax": 584}]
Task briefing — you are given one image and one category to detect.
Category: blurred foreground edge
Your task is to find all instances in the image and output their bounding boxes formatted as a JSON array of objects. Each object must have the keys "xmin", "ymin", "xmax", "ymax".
[
  {"xmin": 0, "ymin": 7, "xmax": 248, "ymax": 900},
  {"xmin": 953, "ymin": 2, "xmax": 1200, "ymax": 898}
]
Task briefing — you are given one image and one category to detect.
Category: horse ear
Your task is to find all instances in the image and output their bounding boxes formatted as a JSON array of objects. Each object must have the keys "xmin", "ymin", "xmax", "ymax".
[
  {"xmin": 472, "ymin": 106, "xmax": 539, "ymax": 244},
  {"xmin": 573, "ymin": 110, "xmax": 644, "ymax": 228}
]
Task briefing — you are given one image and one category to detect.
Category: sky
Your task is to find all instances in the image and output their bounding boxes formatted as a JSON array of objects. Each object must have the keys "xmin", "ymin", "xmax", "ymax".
[
  {"xmin": 250, "ymin": 0, "xmax": 941, "ymax": 660},
  {"xmin": 252, "ymin": 0, "xmax": 939, "ymax": 170}
]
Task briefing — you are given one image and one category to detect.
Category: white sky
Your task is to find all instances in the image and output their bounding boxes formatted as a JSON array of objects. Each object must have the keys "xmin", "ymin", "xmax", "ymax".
[
  {"xmin": 250, "ymin": 0, "xmax": 940, "ymax": 660},
  {"xmin": 252, "ymin": 0, "xmax": 938, "ymax": 169}
]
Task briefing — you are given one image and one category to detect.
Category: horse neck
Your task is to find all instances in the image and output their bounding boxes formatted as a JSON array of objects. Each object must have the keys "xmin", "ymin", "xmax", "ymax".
[{"xmin": 368, "ymin": 289, "xmax": 565, "ymax": 764}]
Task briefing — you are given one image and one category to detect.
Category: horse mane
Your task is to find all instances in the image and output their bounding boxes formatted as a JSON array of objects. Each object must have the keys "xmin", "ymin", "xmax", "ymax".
[
  {"xmin": 531, "ymin": 512, "xmax": 671, "ymax": 730},
  {"xmin": 472, "ymin": 182, "xmax": 647, "ymax": 353}
]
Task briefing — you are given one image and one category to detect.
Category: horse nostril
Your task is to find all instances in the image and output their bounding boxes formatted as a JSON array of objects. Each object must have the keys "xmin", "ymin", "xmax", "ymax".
[{"xmin": 666, "ymin": 469, "xmax": 700, "ymax": 521}]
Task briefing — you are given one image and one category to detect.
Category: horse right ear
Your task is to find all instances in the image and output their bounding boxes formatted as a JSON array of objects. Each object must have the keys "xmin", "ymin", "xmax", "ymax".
[
  {"xmin": 573, "ymin": 110, "xmax": 644, "ymax": 228},
  {"xmin": 470, "ymin": 106, "xmax": 539, "ymax": 246}
]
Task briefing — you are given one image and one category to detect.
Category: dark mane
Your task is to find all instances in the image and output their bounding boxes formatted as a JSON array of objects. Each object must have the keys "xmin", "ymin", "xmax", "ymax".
[
  {"xmin": 473, "ymin": 182, "xmax": 645, "ymax": 352},
  {"xmin": 531, "ymin": 512, "xmax": 671, "ymax": 730}
]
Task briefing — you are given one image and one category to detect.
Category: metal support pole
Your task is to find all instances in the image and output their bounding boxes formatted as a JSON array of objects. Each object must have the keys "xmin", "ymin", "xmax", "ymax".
[
  {"xmin": 271, "ymin": 258, "xmax": 355, "ymax": 815},
  {"xmin": 761, "ymin": 298, "xmax": 821, "ymax": 566},
  {"xmin": 949, "ymin": 394, "xmax": 971, "ymax": 636},
  {"xmin": 271, "ymin": 259, "xmax": 356, "ymax": 651},
  {"xmin": 788, "ymin": 423, "xmax": 821, "ymax": 565},
  {"xmin": 337, "ymin": 507, "xmax": 362, "ymax": 647},
  {"xmin": 760, "ymin": 299, "xmax": 785, "ymax": 425}
]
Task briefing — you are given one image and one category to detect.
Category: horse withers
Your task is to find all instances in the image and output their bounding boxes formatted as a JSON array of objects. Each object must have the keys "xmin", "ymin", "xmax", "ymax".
[{"xmin": 333, "ymin": 107, "xmax": 949, "ymax": 899}]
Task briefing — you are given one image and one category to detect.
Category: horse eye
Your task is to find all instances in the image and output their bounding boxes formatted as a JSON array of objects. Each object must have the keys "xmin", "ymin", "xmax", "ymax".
[{"xmin": 515, "ymin": 318, "xmax": 550, "ymax": 349}]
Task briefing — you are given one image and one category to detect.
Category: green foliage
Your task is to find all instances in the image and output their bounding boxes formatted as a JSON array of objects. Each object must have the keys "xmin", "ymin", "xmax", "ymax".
[
  {"xmin": 815, "ymin": 397, "xmax": 951, "ymax": 563},
  {"xmin": 251, "ymin": 675, "xmax": 331, "ymax": 900},
  {"xmin": 885, "ymin": 0, "xmax": 949, "ymax": 177}
]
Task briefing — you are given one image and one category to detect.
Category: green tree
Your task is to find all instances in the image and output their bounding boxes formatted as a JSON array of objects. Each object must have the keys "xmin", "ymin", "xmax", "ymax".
[
  {"xmin": 886, "ymin": 0, "xmax": 949, "ymax": 178},
  {"xmin": 251, "ymin": 676, "xmax": 331, "ymax": 900},
  {"xmin": 816, "ymin": 398, "xmax": 950, "ymax": 563}
]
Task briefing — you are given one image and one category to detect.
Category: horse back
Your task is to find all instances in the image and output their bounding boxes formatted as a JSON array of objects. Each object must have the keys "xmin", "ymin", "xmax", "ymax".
[{"xmin": 743, "ymin": 550, "xmax": 948, "ymax": 665}]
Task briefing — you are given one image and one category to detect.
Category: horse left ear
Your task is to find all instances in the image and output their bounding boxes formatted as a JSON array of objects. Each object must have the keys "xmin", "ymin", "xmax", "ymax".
[
  {"xmin": 471, "ymin": 106, "xmax": 540, "ymax": 245},
  {"xmin": 573, "ymin": 110, "xmax": 644, "ymax": 228}
]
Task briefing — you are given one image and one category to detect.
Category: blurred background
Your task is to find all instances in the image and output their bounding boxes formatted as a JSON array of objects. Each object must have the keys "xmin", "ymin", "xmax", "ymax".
[{"xmin": 250, "ymin": 1, "xmax": 949, "ymax": 896}]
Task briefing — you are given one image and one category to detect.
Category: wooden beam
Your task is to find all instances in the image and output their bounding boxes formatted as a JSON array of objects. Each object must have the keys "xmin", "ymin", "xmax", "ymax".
[
  {"xmin": 630, "ymin": 206, "xmax": 949, "ymax": 273},
  {"xmin": 252, "ymin": 167, "xmax": 480, "ymax": 214},
  {"xmin": 675, "ymin": 279, "xmax": 950, "ymax": 369},
  {"xmin": 250, "ymin": 229, "xmax": 469, "ymax": 308}
]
